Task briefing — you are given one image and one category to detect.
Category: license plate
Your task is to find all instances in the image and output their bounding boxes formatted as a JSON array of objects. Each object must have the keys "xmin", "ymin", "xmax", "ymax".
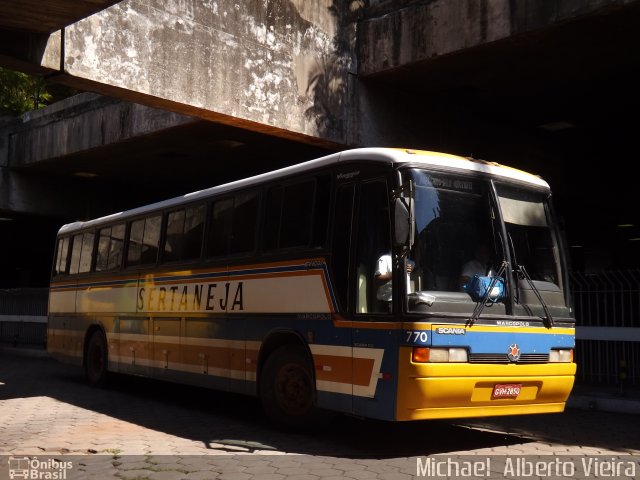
[{"xmin": 492, "ymin": 383, "xmax": 522, "ymax": 399}]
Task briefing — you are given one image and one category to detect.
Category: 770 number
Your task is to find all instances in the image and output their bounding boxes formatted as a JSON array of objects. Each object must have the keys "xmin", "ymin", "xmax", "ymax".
[{"xmin": 405, "ymin": 330, "xmax": 429, "ymax": 344}]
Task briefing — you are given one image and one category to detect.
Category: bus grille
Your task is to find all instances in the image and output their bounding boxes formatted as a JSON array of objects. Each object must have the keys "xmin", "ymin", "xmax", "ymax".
[{"xmin": 468, "ymin": 353, "xmax": 549, "ymax": 364}]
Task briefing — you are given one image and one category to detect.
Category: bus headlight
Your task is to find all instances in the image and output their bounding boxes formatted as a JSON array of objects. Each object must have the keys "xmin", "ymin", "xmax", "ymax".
[
  {"xmin": 549, "ymin": 349, "xmax": 573, "ymax": 363},
  {"xmin": 412, "ymin": 347, "xmax": 468, "ymax": 363}
]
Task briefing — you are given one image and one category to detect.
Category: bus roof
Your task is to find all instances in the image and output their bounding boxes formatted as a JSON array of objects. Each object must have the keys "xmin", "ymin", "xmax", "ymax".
[{"xmin": 58, "ymin": 147, "xmax": 550, "ymax": 234}]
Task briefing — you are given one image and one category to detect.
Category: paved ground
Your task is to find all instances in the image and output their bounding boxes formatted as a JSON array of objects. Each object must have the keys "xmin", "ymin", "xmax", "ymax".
[{"xmin": 1, "ymin": 350, "xmax": 639, "ymax": 479}]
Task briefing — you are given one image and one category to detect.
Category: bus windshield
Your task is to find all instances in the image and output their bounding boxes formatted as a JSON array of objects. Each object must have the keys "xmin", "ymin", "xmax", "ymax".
[
  {"xmin": 405, "ymin": 168, "xmax": 568, "ymax": 316},
  {"xmin": 496, "ymin": 183, "xmax": 569, "ymax": 317}
]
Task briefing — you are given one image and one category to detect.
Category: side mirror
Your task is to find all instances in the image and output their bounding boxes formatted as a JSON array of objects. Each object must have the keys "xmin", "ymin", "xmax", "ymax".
[{"xmin": 394, "ymin": 196, "xmax": 414, "ymax": 248}]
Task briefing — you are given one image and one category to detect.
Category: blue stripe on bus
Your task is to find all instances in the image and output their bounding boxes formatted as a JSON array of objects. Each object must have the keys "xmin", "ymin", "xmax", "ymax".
[
  {"xmin": 51, "ymin": 278, "xmax": 134, "ymax": 290},
  {"xmin": 321, "ymin": 263, "xmax": 339, "ymax": 312},
  {"xmin": 432, "ymin": 330, "xmax": 575, "ymax": 352}
]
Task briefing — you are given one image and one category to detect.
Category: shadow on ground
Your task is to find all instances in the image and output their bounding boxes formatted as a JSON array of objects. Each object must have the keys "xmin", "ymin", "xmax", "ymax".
[{"xmin": 1, "ymin": 353, "xmax": 637, "ymax": 457}]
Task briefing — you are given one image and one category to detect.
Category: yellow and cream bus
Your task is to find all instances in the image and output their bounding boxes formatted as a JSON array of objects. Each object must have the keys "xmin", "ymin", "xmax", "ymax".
[{"xmin": 48, "ymin": 148, "xmax": 576, "ymax": 427}]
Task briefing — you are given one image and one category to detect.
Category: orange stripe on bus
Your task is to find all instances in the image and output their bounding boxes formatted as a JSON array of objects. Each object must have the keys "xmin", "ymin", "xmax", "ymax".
[
  {"xmin": 332, "ymin": 319, "xmax": 402, "ymax": 330},
  {"xmin": 313, "ymin": 354, "xmax": 374, "ymax": 387}
]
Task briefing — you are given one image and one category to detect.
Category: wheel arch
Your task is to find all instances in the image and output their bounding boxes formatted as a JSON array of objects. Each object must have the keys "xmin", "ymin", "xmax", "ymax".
[
  {"xmin": 83, "ymin": 322, "xmax": 107, "ymax": 368},
  {"xmin": 256, "ymin": 329, "xmax": 316, "ymax": 396}
]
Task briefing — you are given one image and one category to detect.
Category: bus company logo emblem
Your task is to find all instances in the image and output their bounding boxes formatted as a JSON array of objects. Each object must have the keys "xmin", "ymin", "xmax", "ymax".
[
  {"xmin": 337, "ymin": 171, "xmax": 360, "ymax": 180},
  {"xmin": 436, "ymin": 327, "xmax": 466, "ymax": 335},
  {"xmin": 507, "ymin": 344, "xmax": 521, "ymax": 362}
]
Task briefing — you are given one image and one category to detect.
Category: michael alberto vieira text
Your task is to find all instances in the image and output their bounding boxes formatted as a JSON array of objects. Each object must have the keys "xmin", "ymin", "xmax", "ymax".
[{"xmin": 416, "ymin": 457, "xmax": 637, "ymax": 477}]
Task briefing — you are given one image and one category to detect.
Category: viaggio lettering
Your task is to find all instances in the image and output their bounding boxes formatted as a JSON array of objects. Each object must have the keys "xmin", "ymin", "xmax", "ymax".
[{"xmin": 138, "ymin": 282, "xmax": 244, "ymax": 312}]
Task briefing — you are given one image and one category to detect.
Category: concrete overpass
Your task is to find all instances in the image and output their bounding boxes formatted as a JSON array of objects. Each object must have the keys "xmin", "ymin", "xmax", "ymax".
[
  {"xmin": 1, "ymin": 0, "xmax": 640, "ymax": 287},
  {"xmin": 2, "ymin": 0, "xmax": 637, "ymax": 147}
]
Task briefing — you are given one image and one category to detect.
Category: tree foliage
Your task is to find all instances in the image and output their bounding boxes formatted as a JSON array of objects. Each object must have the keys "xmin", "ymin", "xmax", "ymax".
[{"xmin": 0, "ymin": 67, "xmax": 53, "ymax": 116}]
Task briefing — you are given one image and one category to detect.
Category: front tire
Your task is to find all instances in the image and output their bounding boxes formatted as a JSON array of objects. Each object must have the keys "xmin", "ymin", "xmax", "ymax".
[
  {"xmin": 85, "ymin": 330, "xmax": 109, "ymax": 387},
  {"xmin": 259, "ymin": 345, "xmax": 320, "ymax": 429}
]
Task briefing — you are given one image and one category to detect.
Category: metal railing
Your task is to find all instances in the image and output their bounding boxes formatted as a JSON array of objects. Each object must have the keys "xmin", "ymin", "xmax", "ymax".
[
  {"xmin": 0, "ymin": 288, "xmax": 48, "ymax": 347},
  {"xmin": 0, "ymin": 288, "xmax": 48, "ymax": 316},
  {"xmin": 570, "ymin": 270, "xmax": 640, "ymax": 386}
]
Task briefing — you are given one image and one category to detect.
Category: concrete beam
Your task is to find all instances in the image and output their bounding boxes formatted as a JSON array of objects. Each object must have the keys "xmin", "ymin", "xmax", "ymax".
[
  {"xmin": 358, "ymin": 0, "xmax": 640, "ymax": 76},
  {"xmin": 0, "ymin": 0, "xmax": 122, "ymax": 33},
  {"xmin": 8, "ymin": 93, "xmax": 196, "ymax": 167},
  {"xmin": 0, "ymin": 116, "xmax": 72, "ymax": 216},
  {"xmin": 31, "ymin": 0, "xmax": 357, "ymax": 148},
  {"xmin": 0, "ymin": 93, "xmax": 198, "ymax": 217},
  {"xmin": 0, "ymin": 29, "xmax": 61, "ymax": 76},
  {"xmin": 0, "ymin": 0, "xmax": 120, "ymax": 73}
]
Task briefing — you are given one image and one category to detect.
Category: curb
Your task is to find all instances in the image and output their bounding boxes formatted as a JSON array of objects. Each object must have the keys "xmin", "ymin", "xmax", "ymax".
[
  {"xmin": 0, "ymin": 345, "xmax": 49, "ymax": 358},
  {"xmin": 567, "ymin": 394, "xmax": 640, "ymax": 415}
]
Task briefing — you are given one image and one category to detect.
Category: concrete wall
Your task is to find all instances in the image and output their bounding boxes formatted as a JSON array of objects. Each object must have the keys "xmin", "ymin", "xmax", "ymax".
[
  {"xmin": 37, "ymin": 0, "xmax": 360, "ymax": 147},
  {"xmin": 358, "ymin": 0, "xmax": 638, "ymax": 76}
]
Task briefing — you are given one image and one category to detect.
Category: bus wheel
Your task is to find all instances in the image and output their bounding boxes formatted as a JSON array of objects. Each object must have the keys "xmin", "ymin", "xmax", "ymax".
[
  {"xmin": 260, "ymin": 346, "xmax": 318, "ymax": 428},
  {"xmin": 85, "ymin": 330, "xmax": 109, "ymax": 387}
]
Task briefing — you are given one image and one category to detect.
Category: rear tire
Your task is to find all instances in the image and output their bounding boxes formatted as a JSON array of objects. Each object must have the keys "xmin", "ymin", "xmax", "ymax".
[
  {"xmin": 85, "ymin": 330, "xmax": 109, "ymax": 387},
  {"xmin": 259, "ymin": 345, "xmax": 321, "ymax": 429}
]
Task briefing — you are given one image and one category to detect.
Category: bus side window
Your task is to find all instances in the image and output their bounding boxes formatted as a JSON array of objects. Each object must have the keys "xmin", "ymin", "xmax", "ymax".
[
  {"xmin": 230, "ymin": 192, "xmax": 258, "ymax": 254},
  {"xmin": 127, "ymin": 220, "xmax": 144, "ymax": 266},
  {"xmin": 164, "ymin": 204, "xmax": 205, "ymax": 262},
  {"xmin": 127, "ymin": 215, "xmax": 161, "ymax": 267},
  {"xmin": 332, "ymin": 183, "xmax": 355, "ymax": 312},
  {"xmin": 208, "ymin": 198, "xmax": 233, "ymax": 257},
  {"xmin": 280, "ymin": 180, "xmax": 314, "ymax": 248},
  {"xmin": 263, "ymin": 187, "xmax": 283, "ymax": 251},
  {"xmin": 312, "ymin": 175, "xmax": 331, "ymax": 247},
  {"xmin": 264, "ymin": 180, "xmax": 315, "ymax": 251},
  {"xmin": 108, "ymin": 224, "xmax": 126, "ymax": 270},
  {"xmin": 54, "ymin": 237, "xmax": 70, "ymax": 276},
  {"xmin": 208, "ymin": 193, "xmax": 258, "ymax": 257},
  {"xmin": 96, "ymin": 224, "xmax": 125, "ymax": 272},
  {"xmin": 68, "ymin": 234, "xmax": 83, "ymax": 275},
  {"xmin": 140, "ymin": 216, "xmax": 161, "ymax": 265},
  {"xmin": 95, "ymin": 228, "xmax": 111, "ymax": 271},
  {"xmin": 355, "ymin": 180, "xmax": 392, "ymax": 314},
  {"xmin": 183, "ymin": 204, "xmax": 205, "ymax": 259},
  {"xmin": 67, "ymin": 231, "xmax": 95, "ymax": 275},
  {"xmin": 164, "ymin": 209, "xmax": 186, "ymax": 262},
  {"xmin": 78, "ymin": 231, "xmax": 95, "ymax": 273}
]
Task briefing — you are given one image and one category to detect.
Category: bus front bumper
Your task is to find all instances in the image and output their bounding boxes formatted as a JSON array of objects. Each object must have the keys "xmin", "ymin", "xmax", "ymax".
[{"xmin": 396, "ymin": 348, "xmax": 576, "ymax": 421}]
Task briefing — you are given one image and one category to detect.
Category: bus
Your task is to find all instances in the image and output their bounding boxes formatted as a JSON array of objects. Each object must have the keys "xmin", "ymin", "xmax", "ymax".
[{"xmin": 47, "ymin": 148, "xmax": 576, "ymax": 427}]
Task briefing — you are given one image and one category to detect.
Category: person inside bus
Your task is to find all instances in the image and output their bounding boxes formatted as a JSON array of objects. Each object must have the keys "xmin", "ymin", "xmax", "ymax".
[
  {"xmin": 459, "ymin": 243, "xmax": 493, "ymax": 290},
  {"xmin": 375, "ymin": 254, "xmax": 415, "ymax": 309}
]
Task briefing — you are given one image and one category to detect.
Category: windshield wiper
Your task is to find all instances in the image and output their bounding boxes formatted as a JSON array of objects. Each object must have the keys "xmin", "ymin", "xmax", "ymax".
[
  {"xmin": 516, "ymin": 265, "xmax": 554, "ymax": 329},
  {"xmin": 506, "ymin": 232, "xmax": 554, "ymax": 328}
]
